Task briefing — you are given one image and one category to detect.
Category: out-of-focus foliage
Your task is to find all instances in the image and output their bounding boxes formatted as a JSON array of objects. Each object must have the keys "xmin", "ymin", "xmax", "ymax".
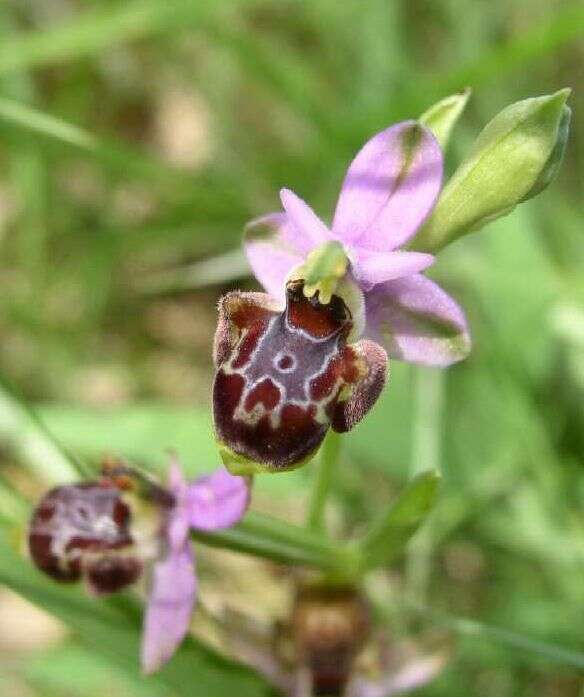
[{"xmin": 0, "ymin": 1, "xmax": 583, "ymax": 696}]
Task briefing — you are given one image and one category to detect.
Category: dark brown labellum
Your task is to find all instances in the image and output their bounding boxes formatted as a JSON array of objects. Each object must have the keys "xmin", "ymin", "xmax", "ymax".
[
  {"xmin": 28, "ymin": 467, "xmax": 168, "ymax": 594},
  {"xmin": 85, "ymin": 555, "xmax": 143, "ymax": 595},
  {"xmin": 292, "ymin": 584, "xmax": 370, "ymax": 697},
  {"xmin": 213, "ymin": 280, "xmax": 388, "ymax": 472}
]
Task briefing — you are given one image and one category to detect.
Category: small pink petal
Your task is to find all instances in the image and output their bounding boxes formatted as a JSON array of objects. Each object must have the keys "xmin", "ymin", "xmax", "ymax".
[
  {"xmin": 365, "ymin": 274, "xmax": 470, "ymax": 366},
  {"xmin": 347, "ymin": 652, "xmax": 448, "ymax": 696},
  {"xmin": 187, "ymin": 468, "xmax": 251, "ymax": 531},
  {"xmin": 167, "ymin": 457, "xmax": 186, "ymax": 494},
  {"xmin": 280, "ymin": 188, "xmax": 332, "ymax": 249},
  {"xmin": 166, "ymin": 457, "xmax": 190, "ymax": 552},
  {"xmin": 352, "ymin": 249, "xmax": 435, "ymax": 289},
  {"xmin": 141, "ymin": 545, "xmax": 196, "ymax": 675},
  {"xmin": 166, "ymin": 505, "xmax": 190, "ymax": 554},
  {"xmin": 332, "ymin": 122, "xmax": 443, "ymax": 251},
  {"xmin": 244, "ymin": 213, "xmax": 303, "ymax": 301}
]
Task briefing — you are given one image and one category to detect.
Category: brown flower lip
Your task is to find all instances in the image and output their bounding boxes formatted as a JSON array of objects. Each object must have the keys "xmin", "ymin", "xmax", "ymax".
[
  {"xmin": 28, "ymin": 466, "xmax": 172, "ymax": 595},
  {"xmin": 213, "ymin": 279, "xmax": 388, "ymax": 473}
]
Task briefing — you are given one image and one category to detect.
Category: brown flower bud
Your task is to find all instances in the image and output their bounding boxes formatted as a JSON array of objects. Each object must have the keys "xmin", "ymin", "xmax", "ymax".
[
  {"xmin": 28, "ymin": 466, "xmax": 172, "ymax": 595},
  {"xmin": 292, "ymin": 584, "xmax": 370, "ymax": 696}
]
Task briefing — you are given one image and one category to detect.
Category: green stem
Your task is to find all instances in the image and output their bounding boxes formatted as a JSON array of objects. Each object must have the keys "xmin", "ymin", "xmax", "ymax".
[
  {"xmin": 407, "ymin": 600, "xmax": 584, "ymax": 671},
  {"xmin": 243, "ymin": 511, "xmax": 338, "ymax": 554},
  {"xmin": 405, "ymin": 367, "xmax": 443, "ymax": 604},
  {"xmin": 306, "ymin": 430, "xmax": 341, "ymax": 533},
  {"xmin": 192, "ymin": 511, "xmax": 359, "ymax": 574}
]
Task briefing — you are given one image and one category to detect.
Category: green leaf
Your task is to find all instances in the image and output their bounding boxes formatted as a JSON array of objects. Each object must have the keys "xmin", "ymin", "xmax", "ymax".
[
  {"xmin": 306, "ymin": 431, "xmax": 342, "ymax": 533},
  {"xmin": 0, "ymin": 1, "xmax": 201, "ymax": 77},
  {"xmin": 27, "ymin": 643, "xmax": 167, "ymax": 697},
  {"xmin": 412, "ymin": 89, "xmax": 571, "ymax": 253},
  {"xmin": 36, "ymin": 403, "xmax": 222, "ymax": 479},
  {"xmin": 0, "ymin": 530, "xmax": 270, "ymax": 696},
  {"xmin": 0, "ymin": 97, "xmax": 194, "ymax": 186},
  {"xmin": 419, "ymin": 88, "xmax": 471, "ymax": 150},
  {"xmin": 0, "ymin": 477, "xmax": 30, "ymax": 524},
  {"xmin": 137, "ymin": 249, "xmax": 250, "ymax": 295},
  {"xmin": 193, "ymin": 511, "xmax": 358, "ymax": 574},
  {"xmin": 410, "ymin": 603, "xmax": 584, "ymax": 672},
  {"xmin": 357, "ymin": 470, "xmax": 441, "ymax": 570},
  {"xmin": 0, "ymin": 377, "xmax": 83, "ymax": 484}
]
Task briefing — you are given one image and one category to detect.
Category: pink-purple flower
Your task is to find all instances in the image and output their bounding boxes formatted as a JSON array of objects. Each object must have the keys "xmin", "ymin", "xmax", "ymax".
[
  {"xmin": 142, "ymin": 460, "xmax": 250, "ymax": 673},
  {"xmin": 245, "ymin": 120, "xmax": 470, "ymax": 367},
  {"xmin": 28, "ymin": 459, "xmax": 250, "ymax": 674}
]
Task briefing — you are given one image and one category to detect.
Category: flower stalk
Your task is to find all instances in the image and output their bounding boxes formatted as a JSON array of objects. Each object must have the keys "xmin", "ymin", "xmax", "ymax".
[
  {"xmin": 306, "ymin": 430, "xmax": 342, "ymax": 533},
  {"xmin": 405, "ymin": 368, "xmax": 444, "ymax": 606},
  {"xmin": 191, "ymin": 510, "xmax": 359, "ymax": 575}
]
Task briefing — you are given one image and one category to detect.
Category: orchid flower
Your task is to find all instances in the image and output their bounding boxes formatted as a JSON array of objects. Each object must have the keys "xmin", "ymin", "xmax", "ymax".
[
  {"xmin": 221, "ymin": 581, "xmax": 448, "ymax": 697},
  {"xmin": 244, "ymin": 120, "xmax": 470, "ymax": 367},
  {"xmin": 28, "ymin": 460, "xmax": 250, "ymax": 674},
  {"xmin": 212, "ymin": 121, "xmax": 469, "ymax": 473},
  {"xmin": 213, "ymin": 279, "xmax": 387, "ymax": 473}
]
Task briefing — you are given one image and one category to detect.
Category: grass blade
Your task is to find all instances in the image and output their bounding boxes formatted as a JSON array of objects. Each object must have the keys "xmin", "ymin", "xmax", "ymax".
[
  {"xmin": 0, "ymin": 1, "xmax": 201, "ymax": 77},
  {"xmin": 358, "ymin": 470, "xmax": 441, "ymax": 571},
  {"xmin": 0, "ymin": 377, "xmax": 84, "ymax": 484}
]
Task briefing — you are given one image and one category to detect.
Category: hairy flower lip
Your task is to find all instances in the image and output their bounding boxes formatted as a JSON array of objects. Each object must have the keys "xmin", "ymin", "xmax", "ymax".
[{"xmin": 212, "ymin": 280, "xmax": 388, "ymax": 473}]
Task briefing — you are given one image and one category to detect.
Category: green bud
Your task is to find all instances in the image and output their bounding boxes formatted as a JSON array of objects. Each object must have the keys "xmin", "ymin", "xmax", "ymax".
[
  {"xmin": 412, "ymin": 89, "xmax": 571, "ymax": 254},
  {"xmin": 419, "ymin": 88, "xmax": 471, "ymax": 150},
  {"xmin": 521, "ymin": 103, "xmax": 571, "ymax": 202}
]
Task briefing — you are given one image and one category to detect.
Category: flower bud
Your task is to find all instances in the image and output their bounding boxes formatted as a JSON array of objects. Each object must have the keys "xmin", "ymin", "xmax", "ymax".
[
  {"xmin": 520, "ymin": 102, "xmax": 571, "ymax": 203},
  {"xmin": 419, "ymin": 88, "xmax": 471, "ymax": 150},
  {"xmin": 412, "ymin": 89, "xmax": 571, "ymax": 254},
  {"xmin": 292, "ymin": 584, "xmax": 370, "ymax": 697},
  {"xmin": 28, "ymin": 466, "xmax": 172, "ymax": 594}
]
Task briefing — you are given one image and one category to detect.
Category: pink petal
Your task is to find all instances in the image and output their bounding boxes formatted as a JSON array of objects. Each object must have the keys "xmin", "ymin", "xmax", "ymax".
[
  {"xmin": 279, "ymin": 188, "xmax": 332, "ymax": 249},
  {"xmin": 187, "ymin": 468, "xmax": 251, "ymax": 531},
  {"xmin": 167, "ymin": 457, "xmax": 186, "ymax": 493},
  {"xmin": 332, "ymin": 121, "xmax": 443, "ymax": 251},
  {"xmin": 244, "ymin": 213, "xmax": 303, "ymax": 301},
  {"xmin": 166, "ymin": 457, "xmax": 190, "ymax": 552},
  {"xmin": 347, "ymin": 652, "xmax": 447, "ymax": 697},
  {"xmin": 141, "ymin": 545, "xmax": 196, "ymax": 674},
  {"xmin": 352, "ymin": 249, "xmax": 435, "ymax": 290},
  {"xmin": 365, "ymin": 274, "xmax": 470, "ymax": 366}
]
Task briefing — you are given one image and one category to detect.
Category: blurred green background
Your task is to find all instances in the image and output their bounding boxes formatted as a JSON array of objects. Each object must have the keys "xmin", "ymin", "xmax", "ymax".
[{"xmin": 0, "ymin": 1, "xmax": 583, "ymax": 695}]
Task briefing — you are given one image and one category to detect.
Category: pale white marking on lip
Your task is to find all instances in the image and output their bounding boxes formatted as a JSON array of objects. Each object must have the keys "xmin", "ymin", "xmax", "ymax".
[
  {"xmin": 222, "ymin": 307, "xmax": 356, "ymax": 432},
  {"xmin": 273, "ymin": 350, "xmax": 297, "ymax": 374}
]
